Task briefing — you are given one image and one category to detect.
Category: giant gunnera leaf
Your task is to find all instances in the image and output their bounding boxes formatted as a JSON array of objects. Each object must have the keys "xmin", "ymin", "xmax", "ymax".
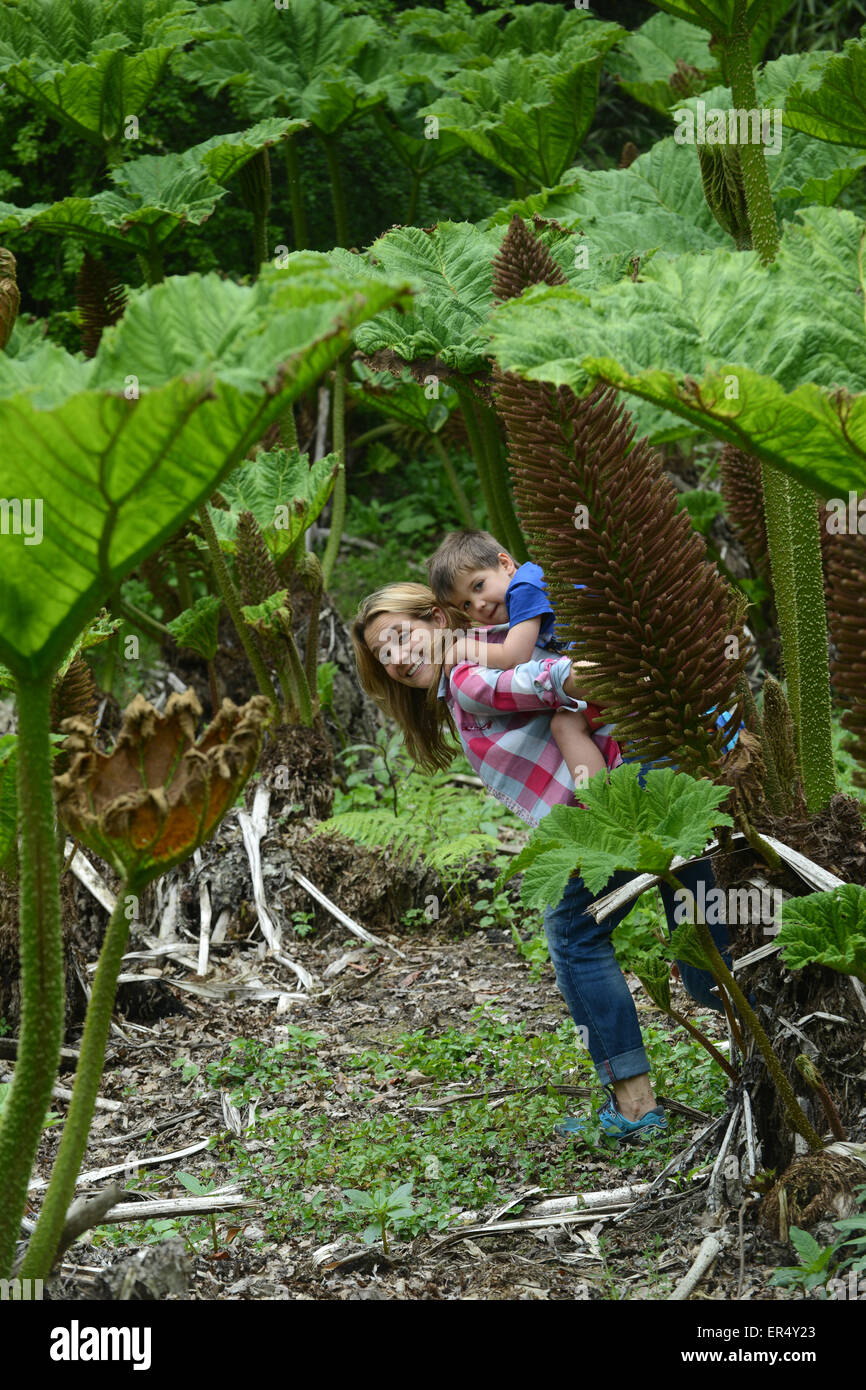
[
  {"xmin": 0, "ymin": 119, "xmax": 303, "ymax": 280},
  {"xmin": 0, "ymin": 257, "xmax": 410, "ymax": 681},
  {"xmin": 486, "ymin": 205, "xmax": 866, "ymax": 500},
  {"xmin": 0, "ymin": 0, "xmax": 196, "ymax": 151},
  {"xmin": 778, "ymin": 34, "xmax": 866, "ymax": 150},
  {"xmin": 608, "ymin": 12, "xmax": 719, "ymax": 115},
  {"xmin": 777, "ymin": 884, "xmax": 866, "ymax": 985},
  {"xmin": 420, "ymin": 29, "xmax": 623, "ymax": 191},
  {"xmin": 181, "ymin": 0, "xmax": 394, "ymax": 134},
  {"xmin": 500, "ymin": 763, "xmax": 733, "ymax": 909}
]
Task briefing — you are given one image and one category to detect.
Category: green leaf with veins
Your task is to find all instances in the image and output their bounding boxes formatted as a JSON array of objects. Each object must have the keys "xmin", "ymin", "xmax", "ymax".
[
  {"xmin": 0, "ymin": 255, "xmax": 410, "ymax": 680},
  {"xmin": 180, "ymin": 0, "xmax": 393, "ymax": 134},
  {"xmin": 166, "ymin": 596, "xmax": 222, "ymax": 662},
  {"xmin": 645, "ymin": 0, "xmax": 797, "ymax": 56},
  {"xmin": 780, "ymin": 36, "xmax": 866, "ymax": 149},
  {"xmin": 0, "ymin": 0, "xmax": 196, "ymax": 148},
  {"xmin": 486, "ymin": 205, "xmax": 866, "ymax": 500},
  {"xmin": 608, "ymin": 12, "xmax": 719, "ymax": 115},
  {"xmin": 777, "ymin": 884, "xmax": 866, "ymax": 985},
  {"xmin": 0, "ymin": 119, "xmax": 303, "ymax": 262},
  {"xmin": 420, "ymin": 31, "xmax": 623, "ymax": 189},
  {"xmin": 505, "ymin": 764, "xmax": 733, "ymax": 908},
  {"xmin": 209, "ymin": 447, "xmax": 337, "ymax": 559}
]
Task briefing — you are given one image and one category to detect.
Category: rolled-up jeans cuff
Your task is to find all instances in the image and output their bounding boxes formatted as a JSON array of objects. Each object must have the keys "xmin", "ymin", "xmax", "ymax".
[{"xmin": 597, "ymin": 1045, "xmax": 649, "ymax": 1087}]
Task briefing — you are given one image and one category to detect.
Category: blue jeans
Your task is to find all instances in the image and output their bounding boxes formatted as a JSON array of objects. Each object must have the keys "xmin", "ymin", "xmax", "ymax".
[{"xmin": 542, "ymin": 855, "xmax": 731, "ymax": 1085}]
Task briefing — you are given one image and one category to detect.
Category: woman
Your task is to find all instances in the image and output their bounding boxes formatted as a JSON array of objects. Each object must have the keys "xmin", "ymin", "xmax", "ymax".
[{"xmin": 352, "ymin": 582, "xmax": 729, "ymax": 1143}]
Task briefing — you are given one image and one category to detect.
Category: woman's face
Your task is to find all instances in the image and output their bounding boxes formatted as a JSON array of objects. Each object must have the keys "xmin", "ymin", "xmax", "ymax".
[{"xmin": 364, "ymin": 609, "xmax": 449, "ymax": 690}]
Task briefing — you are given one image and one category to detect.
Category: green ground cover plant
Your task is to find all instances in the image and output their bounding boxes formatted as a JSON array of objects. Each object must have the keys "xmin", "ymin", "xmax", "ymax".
[{"xmin": 94, "ymin": 1007, "xmax": 727, "ymax": 1254}]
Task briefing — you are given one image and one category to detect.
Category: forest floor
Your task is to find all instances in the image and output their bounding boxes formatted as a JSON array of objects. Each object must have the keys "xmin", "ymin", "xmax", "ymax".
[{"xmin": 25, "ymin": 850, "xmax": 820, "ymax": 1305}]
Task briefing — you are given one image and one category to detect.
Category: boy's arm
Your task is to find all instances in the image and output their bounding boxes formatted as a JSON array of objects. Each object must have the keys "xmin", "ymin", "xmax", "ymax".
[
  {"xmin": 473, "ymin": 617, "xmax": 541, "ymax": 669},
  {"xmin": 441, "ymin": 618, "xmax": 541, "ymax": 670}
]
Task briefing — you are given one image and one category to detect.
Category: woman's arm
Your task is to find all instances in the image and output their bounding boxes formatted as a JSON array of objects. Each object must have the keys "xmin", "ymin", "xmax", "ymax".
[{"xmin": 563, "ymin": 659, "xmax": 602, "ymax": 704}]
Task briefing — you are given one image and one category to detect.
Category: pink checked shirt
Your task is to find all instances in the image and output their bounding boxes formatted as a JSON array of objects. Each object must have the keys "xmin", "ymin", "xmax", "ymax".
[{"xmin": 439, "ymin": 636, "xmax": 622, "ymax": 827}]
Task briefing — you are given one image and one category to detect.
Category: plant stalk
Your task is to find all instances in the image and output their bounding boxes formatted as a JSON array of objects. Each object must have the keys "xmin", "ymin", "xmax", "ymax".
[
  {"xmin": 721, "ymin": 21, "xmax": 779, "ymax": 266},
  {"xmin": 284, "ymin": 134, "xmax": 308, "ymax": 251},
  {"xmin": 795, "ymin": 1054, "xmax": 847, "ymax": 1141},
  {"xmin": 198, "ymin": 505, "xmax": 281, "ymax": 711},
  {"xmin": 0, "ymin": 678, "xmax": 64, "ymax": 1278},
  {"xmin": 20, "ymin": 885, "xmax": 137, "ymax": 1279},
  {"xmin": 320, "ymin": 131, "xmax": 349, "ymax": 248},
  {"xmin": 431, "ymin": 434, "xmax": 477, "ymax": 529},
  {"xmin": 477, "ymin": 401, "xmax": 528, "ymax": 561},
  {"xmin": 321, "ymin": 358, "xmax": 347, "ymax": 589},
  {"xmin": 662, "ymin": 872, "xmax": 823, "ymax": 1151},
  {"xmin": 667, "ymin": 1004, "xmax": 740, "ymax": 1083}
]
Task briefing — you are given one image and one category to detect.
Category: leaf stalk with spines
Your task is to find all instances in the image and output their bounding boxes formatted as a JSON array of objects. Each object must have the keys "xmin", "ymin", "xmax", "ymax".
[
  {"xmin": 321, "ymin": 357, "xmax": 348, "ymax": 590},
  {"xmin": 661, "ymin": 870, "xmax": 823, "ymax": 1152},
  {"xmin": 19, "ymin": 883, "xmax": 138, "ymax": 1280},
  {"xmin": 0, "ymin": 679, "xmax": 64, "ymax": 1278},
  {"xmin": 795, "ymin": 1054, "xmax": 847, "ymax": 1142},
  {"xmin": 717, "ymin": 3, "xmax": 836, "ymax": 815}
]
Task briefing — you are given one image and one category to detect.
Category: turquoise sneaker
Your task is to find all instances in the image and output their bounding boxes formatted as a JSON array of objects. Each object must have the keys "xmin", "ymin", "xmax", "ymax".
[{"xmin": 554, "ymin": 1087, "xmax": 667, "ymax": 1144}]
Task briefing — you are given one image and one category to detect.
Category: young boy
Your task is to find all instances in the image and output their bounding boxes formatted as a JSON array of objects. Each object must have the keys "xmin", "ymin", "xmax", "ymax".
[{"xmin": 427, "ymin": 529, "xmax": 608, "ymax": 786}]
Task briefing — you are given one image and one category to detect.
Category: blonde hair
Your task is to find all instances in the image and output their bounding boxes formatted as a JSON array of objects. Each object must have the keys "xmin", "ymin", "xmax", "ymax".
[
  {"xmin": 427, "ymin": 529, "xmax": 509, "ymax": 604},
  {"xmin": 351, "ymin": 583, "xmax": 468, "ymax": 773}
]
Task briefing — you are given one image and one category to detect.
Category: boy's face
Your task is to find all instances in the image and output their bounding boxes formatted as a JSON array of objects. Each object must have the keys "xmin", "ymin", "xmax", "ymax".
[{"xmin": 448, "ymin": 553, "xmax": 516, "ymax": 624}]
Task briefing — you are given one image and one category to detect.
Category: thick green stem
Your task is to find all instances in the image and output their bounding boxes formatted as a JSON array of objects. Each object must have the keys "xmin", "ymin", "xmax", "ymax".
[
  {"xmin": 721, "ymin": 22, "xmax": 779, "ymax": 265},
  {"xmin": 284, "ymin": 633, "xmax": 313, "ymax": 726},
  {"xmin": 721, "ymin": 10, "xmax": 835, "ymax": 814},
  {"xmin": 351, "ymin": 421, "xmax": 399, "ymax": 451},
  {"xmin": 321, "ymin": 358, "xmax": 347, "ymax": 589},
  {"xmin": 455, "ymin": 388, "xmax": 510, "ymax": 543},
  {"xmin": 663, "ymin": 872, "xmax": 823, "ymax": 1151},
  {"xmin": 198, "ymin": 505, "xmax": 281, "ymax": 711},
  {"xmin": 252, "ymin": 208, "xmax": 268, "ymax": 276},
  {"xmin": 0, "ymin": 679, "xmax": 64, "ymax": 1278},
  {"xmin": 431, "ymin": 435, "xmax": 477, "ymax": 529},
  {"xmin": 760, "ymin": 468, "xmax": 835, "ymax": 812},
  {"xmin": 279, "ymin": 401, "xmax": 299, "ymax": 453},
  {"xmin": 320, "ymin": 131, "xmax": 349, "ymax": 249},
  {"xmin": 20, "ymin": 887, "xmax": 136, "ymax": 1279},
  {"xmin": 736, "ymin": 673, "xmax": 784, "ymax": 815},
  {"xmin": 303, "ymin": 583, "xmax": 322, "ymax": 709},
  {"xmin": 284, "ymin": 135, "xmax": 308, "ymax": 251},
  {"xmin": 477, "ymin": 402, "xmax": 528, "ymax": 562}
]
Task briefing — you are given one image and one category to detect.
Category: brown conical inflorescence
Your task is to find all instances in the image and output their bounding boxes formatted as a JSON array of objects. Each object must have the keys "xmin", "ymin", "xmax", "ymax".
[
  {"xmin": 719, "ymin": 445, "xmax": 772, "ymax": 586},
  {"xmin": 491, "ymin": 217, "xmax": 751, "ymax": 785},
  {"xmin": 75, "ymin": 252, "xmax": 127, "ymax": 358}
]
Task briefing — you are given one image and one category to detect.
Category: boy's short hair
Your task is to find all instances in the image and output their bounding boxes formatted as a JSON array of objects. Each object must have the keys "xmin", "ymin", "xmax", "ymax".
[{"xmin": 427, "ymin": 529, "xmax": 509, "ymax": 602}]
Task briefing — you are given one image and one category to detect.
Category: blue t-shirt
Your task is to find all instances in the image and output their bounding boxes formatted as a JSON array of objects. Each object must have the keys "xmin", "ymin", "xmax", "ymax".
[{"xmin": 505, "ymin": 562, "xmax": 557, "ymax": 648}]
